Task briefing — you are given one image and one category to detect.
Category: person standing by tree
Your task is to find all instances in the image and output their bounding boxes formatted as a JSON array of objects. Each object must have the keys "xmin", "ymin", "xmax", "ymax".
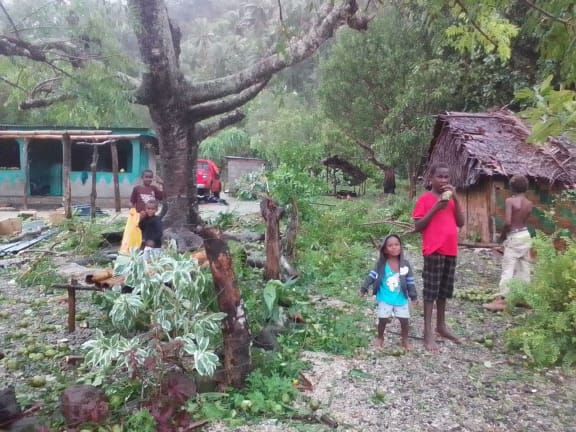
[
  {"xmin": 130, "ymin": 169, "xmax": 163, "ymax": 212},
  {"xmin": 483, "ymin": 175, "xmax": 533, "ymax": 312},
  {"xmin": 412, "ymin": 162, "xmax": 465, "ymax": 352}
]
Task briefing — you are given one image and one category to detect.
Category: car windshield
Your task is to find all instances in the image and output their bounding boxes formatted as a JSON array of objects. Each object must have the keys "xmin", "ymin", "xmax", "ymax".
[{"xmin": 197, "ymin": 162, "xmax": 209, "ymax": 170}]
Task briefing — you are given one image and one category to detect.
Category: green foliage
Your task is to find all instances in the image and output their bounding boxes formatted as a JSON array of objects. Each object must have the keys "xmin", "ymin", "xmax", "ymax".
[
  {"xmin": 0, "ymin": 0, "xmax": 147, "ymax": 126},
  {"xmin": 16, "ymin": 257, "xmax": 65, "ymax": 289},
  {"xmin": 56, "ymin": 216, "xmax": 122, "ymax": 255},
  {"xmin": 318, "ymin": 9, "xmax": 462, "ymax": 178},
  {"xmin": 268, "ymin": 163, "xmax": 324, "ymax": 220},
  {"xmin": 516, "ymin": 76, "xmax": 576, "ymax": 143},
  {"xmin": 233, "ymin": 168, "xmax": 269, "ymax": 200},
  {"xmin": 208, "ymin": 210, "xmax": 241, "ymax": 230},
  {"xmin": 200, "ymin": 128, "xmax": 255, "ymax": 168},
  {"xmin": 505, "ymin": 233, "xmax": 576, "ymax": 367},
  {"xmin": 123, "ymin": 409, "xmax": 157, "ymax": 431},
  {"xmin": 82, "ymin": 246, "xmax": 225, "ymax": 384}
]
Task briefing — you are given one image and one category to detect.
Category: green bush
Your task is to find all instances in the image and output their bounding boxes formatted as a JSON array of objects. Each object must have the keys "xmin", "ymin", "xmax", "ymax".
[{"xmin": 505, "ymin": 233, "xmax": 576, "ymax": 367}]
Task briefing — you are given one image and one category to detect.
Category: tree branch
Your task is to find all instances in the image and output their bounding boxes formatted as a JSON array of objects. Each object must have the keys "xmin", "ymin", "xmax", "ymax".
[
  {"xmin": 0, "ymin": 1, "xmax": 20, "ymax": 38},
  {"xmin": 340, "ymin": 128, "xmax": 389, "ymax": 171},
  {"xmin": 186, "ymin": 79, "xmax": 269, "ymax": 122},
  {"xmin": 185, "ymin": 0, "xmax": 368, "ymax": 105},
  {"xmin": 195, "ymin": 111, "xmax": 245, "ymax": 142},
  {"xmin": 128, "ymin": 0, "xmax": 184, "ymax": 103},
  {"xmin": 0, "ymin": 75, "xmax": 25, "ymax": 91},
  {"xmin": 454, "ymin": 0, "xmax": 499, "ymax": 49},
  {"xmin": 20, "ymin": 93, "xmax": 76, "ymax": 110},
  {"xmin": 522, "ymin": 0, "xmax": 570, "ymax": 25},
  {"xmin": 0, "ymin": 35, "xmax": 46, "ymax": 61}
]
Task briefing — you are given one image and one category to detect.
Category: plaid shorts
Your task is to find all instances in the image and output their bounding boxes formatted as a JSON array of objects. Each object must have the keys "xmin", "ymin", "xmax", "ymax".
[{"xmin": 422, "ymin": 253, "xmax": 457, "ymax": 301}]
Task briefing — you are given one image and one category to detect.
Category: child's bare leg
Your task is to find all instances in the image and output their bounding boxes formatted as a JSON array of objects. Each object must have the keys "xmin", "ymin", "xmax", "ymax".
[
  {"xmin": 435, "ymin": 298, "xmax": 462, "ymax": 344},
  {"xmin": 375, "ymin": 318, "xmax": 389, "ymax": 348},
  {"xmin": 399, "ymin": 318, "xmax": 411, "ymax": 351},
  {"xmin": 423, "ymin": 301, "xmax": 438, "ymax": 352}
]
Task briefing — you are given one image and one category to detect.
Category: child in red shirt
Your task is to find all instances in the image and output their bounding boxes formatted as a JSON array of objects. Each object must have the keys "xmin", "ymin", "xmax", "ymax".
[
  {"xmin": 412, "ymin": 162, "xmax": 465, "ymax": 351},
  {"xmin": 130, "ymin": 169, "xmax": 163, "ymax": 212}
]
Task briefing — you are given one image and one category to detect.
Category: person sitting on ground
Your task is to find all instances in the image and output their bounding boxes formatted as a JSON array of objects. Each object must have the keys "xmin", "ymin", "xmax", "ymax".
[
  {"xmin": 360, "ymin": 234, "xmax": 418, "ymax": 351},
  {"xmin": 483, "ymin": 175, "xmax": 533, "ymax": 312},
  {"xmin": 138, "ymin": 200, "xmax": 163, "ymax": 262}
]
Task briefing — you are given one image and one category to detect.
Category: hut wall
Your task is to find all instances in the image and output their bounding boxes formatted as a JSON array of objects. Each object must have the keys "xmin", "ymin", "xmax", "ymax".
[
  {"xmin": 225, "ymin": 157, "xmax": 266, "ymax": 192},
  {"xmin": 460, "ymin": 181, "xmax": 492, "ymax": 243}
]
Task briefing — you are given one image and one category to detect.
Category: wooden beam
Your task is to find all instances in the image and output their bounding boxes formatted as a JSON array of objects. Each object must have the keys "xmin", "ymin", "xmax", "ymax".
[
  {"xmin": 111, "ymin": 141, "xmax": 121, "ymax": 213},
  {"xmin": 62, "ymin": 134, "xmax": 72, "ymax": 218},
  {"xmin": 0, "ymin": 130, "xmax": 113, "ymax": 135},
  {"xmin": 0, "ymin": 134, "xmax": 141, "ymax": 141},
  {"xmin": 90, "ymin": 145, "xmax": 99, "ymax": 219},
  {"xmin": 22, "ymin": 139, "xmax": 29, "ymax": 210}
]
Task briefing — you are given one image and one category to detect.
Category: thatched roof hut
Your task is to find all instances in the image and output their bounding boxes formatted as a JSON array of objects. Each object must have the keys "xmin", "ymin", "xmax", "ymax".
[
  {"xmin": 424, "ymin": 109, "xmax": 576, "ymax": 243},
  {"xmin": 425, "ymin": 109, "xmax": 576, "ymax": 187}
]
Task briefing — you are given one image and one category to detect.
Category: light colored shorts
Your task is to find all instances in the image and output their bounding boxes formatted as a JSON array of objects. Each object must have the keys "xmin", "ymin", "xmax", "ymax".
[{"xmin": 377, "ymin": 302, "xmax": 410, "ymax": 319}]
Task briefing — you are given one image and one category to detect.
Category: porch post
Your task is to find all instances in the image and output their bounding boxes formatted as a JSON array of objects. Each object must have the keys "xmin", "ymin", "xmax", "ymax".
[
  {"xmin": 90, "ymin": 144, "xmax": 99, "ymax": 219},
  {"xmin": 110, "ymin": 141, "xmax": 121, "ymax": 213},
  {"xmin": 62, "ymin": 134, "xmax": 72, "ymax": 218},
  {"xmin": 22, "ymin": 139, "xmax": 29, "ymax": 210}
]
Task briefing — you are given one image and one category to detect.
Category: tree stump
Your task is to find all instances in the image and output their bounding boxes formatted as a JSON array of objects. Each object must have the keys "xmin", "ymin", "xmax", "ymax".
[
  {"xmin": 260, "ymin": 197, "xmax": 283, "ymax": 281},
  {"xmin": 202, "ymin": 228, "xmax": 251, "ymax": 388}
]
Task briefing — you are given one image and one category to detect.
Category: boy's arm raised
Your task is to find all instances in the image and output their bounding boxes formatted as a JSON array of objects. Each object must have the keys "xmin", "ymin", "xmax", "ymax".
[{"xmin": 413, "ymin": 200, "xmax": 447, "ymax": 232}]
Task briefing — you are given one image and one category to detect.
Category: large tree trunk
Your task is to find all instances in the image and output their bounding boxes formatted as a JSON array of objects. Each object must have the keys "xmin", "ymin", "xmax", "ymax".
[
  {"xmin": 202, "ymin": 228, "xmax": 251, "ymax": 388},
  {"xmin": 148, "ymin": 111, "xmax": 202, "ymax": 228}
]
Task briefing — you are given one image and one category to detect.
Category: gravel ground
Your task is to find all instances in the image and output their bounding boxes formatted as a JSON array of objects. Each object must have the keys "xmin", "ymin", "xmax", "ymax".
[
  {"xmin": 0, "ymin": 235, "xmax": 574, "ymax": 431},
  {"xmin": 205, "ymin": 247, "xmax": 576, "ymax": 432}
]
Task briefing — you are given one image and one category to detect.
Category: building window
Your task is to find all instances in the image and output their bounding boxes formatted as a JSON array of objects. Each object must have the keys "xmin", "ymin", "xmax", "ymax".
[
  {"xmin": 0, "ymin": 139, "xmax": 21, "ymax": 169},
  {"xmin": 71, "ymin": 140, "xmax": 133, "ymax": 172}
]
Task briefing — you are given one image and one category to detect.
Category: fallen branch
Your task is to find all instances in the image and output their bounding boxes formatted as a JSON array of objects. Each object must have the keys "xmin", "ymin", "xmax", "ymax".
[{"xmin": 458, "ymin": 241, "xmax": 500, "ymax": 249}]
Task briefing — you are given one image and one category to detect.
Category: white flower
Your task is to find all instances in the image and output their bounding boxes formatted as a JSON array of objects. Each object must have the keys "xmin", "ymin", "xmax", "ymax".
[{"xmin": 399, "ymin": 266, "xmax": 409, "ymax": 276}]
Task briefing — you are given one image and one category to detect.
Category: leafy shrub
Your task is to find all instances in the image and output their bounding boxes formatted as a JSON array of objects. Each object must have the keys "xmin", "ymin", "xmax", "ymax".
[
  {"xmin": 505, "ymin": 233, "xmax": 576, "ymax": 367},
  {"xmin": 17, "ymin": 257, "xmax": 65, "ymax": 288},
  {"xmin": 83, "ymin": 245, "xmax": 225, "ymax": 385},
  {"xmin": 233, "ymin": 168, "xmax": 269, "ymax": 201}
]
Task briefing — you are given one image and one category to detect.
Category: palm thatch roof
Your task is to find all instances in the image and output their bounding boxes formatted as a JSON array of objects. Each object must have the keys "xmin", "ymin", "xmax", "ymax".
[
  {"xmin": 425, "ymin": 109, "xmax": 576, "ymax": 188},
  {"xmin": 322, "ymin": 155, "xmax": 367, "ymax": 185}
]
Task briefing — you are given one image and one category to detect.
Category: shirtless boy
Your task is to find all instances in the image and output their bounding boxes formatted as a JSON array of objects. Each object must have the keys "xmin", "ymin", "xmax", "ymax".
[{"xmin": 484, "ymin": 175, "xmax": 533, "ymax": 311}]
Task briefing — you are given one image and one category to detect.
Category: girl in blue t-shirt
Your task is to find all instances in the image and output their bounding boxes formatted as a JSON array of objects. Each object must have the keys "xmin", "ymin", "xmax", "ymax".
[{"xmin": 360, "ymin": 234, "xmax": 418, "ymax": 350}]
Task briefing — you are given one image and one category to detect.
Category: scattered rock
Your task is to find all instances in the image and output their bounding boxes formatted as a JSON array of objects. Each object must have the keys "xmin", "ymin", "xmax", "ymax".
[{"xmin": 60, "ymin": 385, "xmax": 109, "ymax": 429}]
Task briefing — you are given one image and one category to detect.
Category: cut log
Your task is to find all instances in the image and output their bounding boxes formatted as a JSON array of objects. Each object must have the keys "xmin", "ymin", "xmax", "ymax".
[{"xmin": 202, "ymin": 227, "xmax": 251, "ymax": 388}]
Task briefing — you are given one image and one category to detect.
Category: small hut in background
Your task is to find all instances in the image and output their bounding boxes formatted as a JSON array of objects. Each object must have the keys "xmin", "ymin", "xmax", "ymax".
[
  {"xmin": 322, "ymin": 155, "xmax": 367, "ymax": 196},
  {"xmin": 424, "ymin": 109, "xmax": 576, "ymax": 243},
  {"xmin": 224, "ymin": 156, "xmax": 266, "ymax": 193}
]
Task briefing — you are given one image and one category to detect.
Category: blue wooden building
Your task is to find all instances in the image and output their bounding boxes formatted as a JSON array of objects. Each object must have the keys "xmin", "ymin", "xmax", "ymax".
[{"xmin": 0, "ymin": 125, "xmax": 158, "ymax": 208}]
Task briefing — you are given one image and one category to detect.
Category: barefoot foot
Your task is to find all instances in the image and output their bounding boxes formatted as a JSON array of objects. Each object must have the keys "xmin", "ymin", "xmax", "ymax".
[
  {"xmin": 436, "ymin": 327, "xmax": 462, "ymax": 344},
  {"xmin": 401, "ymin": 339, "xmax": 411, "ymax": 351},
  {"xmin": 373, "ymin": 337, "xmax": 384, "ymax": 349},
  {"xmin": 423, "ymin": 334, "xmax": 439, "ymax": 352}
]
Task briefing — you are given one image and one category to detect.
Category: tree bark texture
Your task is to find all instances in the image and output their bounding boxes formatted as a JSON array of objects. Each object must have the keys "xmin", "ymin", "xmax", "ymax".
[
  {"xmin": 282, "ymin": 197, "xmax": 299, "ymax": 263},
  {"xmin": 260, "ymin": 197, "xmax": 283, "ymax": 281},
  {"xmin": 202, "ymin": 228, "xmax": 251, "ymax": 388}
]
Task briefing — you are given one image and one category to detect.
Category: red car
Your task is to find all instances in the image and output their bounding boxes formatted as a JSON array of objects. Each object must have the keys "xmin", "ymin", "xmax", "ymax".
[{"xmin": 197, "ymin": 159, "xmax": 222, "ymax": 198}]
